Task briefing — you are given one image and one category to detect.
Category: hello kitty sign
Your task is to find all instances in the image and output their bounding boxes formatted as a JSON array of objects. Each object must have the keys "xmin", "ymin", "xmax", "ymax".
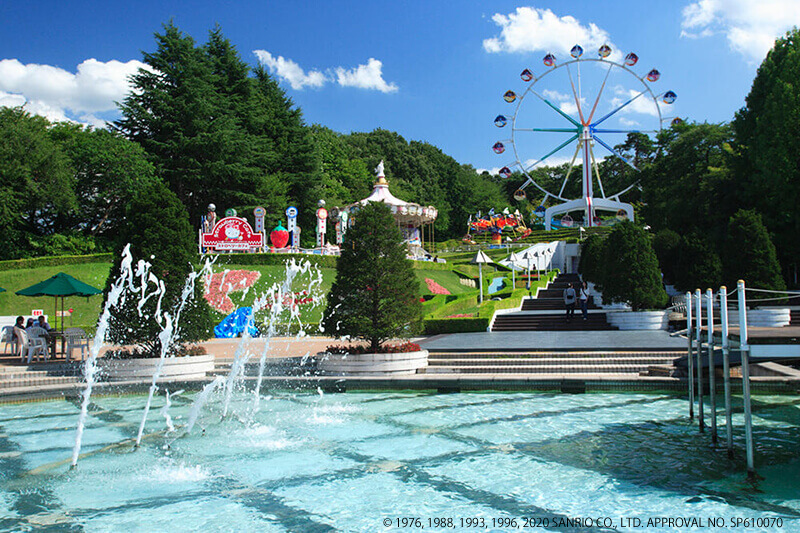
[{"xmin": 201, "ymin": 217, "xmax": 264, "ymax": 251}]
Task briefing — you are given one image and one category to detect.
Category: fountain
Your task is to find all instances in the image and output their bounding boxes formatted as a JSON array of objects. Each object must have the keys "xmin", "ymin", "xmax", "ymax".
[{"xmin": 1, "ymin": 248, "xmax": 796, "ymax": 529}]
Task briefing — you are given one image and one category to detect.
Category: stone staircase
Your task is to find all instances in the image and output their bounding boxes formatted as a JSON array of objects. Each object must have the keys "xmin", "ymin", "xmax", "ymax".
[
  {"xmin": 423, "ymin": 350, "xmax": 682, "ymax": 376},
  {"xmin": 0, "ymin": 359, "xmax": 83, "ymax": 392},
  {"xmin": 492, "ymin": 273, "xmax": 615, "ymax": 331}
]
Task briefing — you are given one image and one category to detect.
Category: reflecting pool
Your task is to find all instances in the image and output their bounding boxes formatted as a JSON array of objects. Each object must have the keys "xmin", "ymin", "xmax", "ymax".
[{"xmin": 0, "ymin": 391, "xmax": 798, "ymax": 532}]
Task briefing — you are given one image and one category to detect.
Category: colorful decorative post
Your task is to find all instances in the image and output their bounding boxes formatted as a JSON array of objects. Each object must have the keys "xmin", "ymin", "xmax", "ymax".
[
  {"xmin": 316, "ymin": 200, "xmax": 328, "ymax": 252},
  {"xmin": 253, "ymin": 207, "xmax": 266, "ymax": 252},
  {"xmin": 286, "ymin": 206, "xmax": 298, "ymax": 248}
]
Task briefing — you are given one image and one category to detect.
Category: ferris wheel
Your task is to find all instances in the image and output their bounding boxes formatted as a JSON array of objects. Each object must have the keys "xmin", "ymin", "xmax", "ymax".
[{"xmin": 492, "ymin": 44, "xmax": 678, "ymax": 230}]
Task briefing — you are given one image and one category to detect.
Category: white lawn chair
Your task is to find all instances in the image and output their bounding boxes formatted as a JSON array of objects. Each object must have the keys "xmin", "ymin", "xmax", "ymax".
[
  {"xmin": 64, "ymin": 327, "xmax": 90, "ymax": 362},
  {"xmin": 1, "ymin": 326, "xmax": 17, "ymax": 355},
  {"xmin": 18, "ymin": 329, "xmax": 48, "ymax": 364}
]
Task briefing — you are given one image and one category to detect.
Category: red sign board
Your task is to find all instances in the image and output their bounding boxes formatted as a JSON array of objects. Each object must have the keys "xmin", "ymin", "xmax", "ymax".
[{"xmin": 201, "ymin": 217, "xmax": 264, "ymax": 251}]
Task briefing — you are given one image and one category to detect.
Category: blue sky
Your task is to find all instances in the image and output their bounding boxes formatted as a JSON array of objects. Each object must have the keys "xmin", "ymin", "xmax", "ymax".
[{"xmin": 1, "ymin": 1, "xmax": 799, "ymax": 173}]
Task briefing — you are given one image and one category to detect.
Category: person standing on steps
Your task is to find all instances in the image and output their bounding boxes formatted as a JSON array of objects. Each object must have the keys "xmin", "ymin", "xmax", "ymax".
[
  {"xmin": 579, "ymin": 280, "xmax": 589, "ymax": 321},
  {"xmin": 563, "ymin": 282, "xmax": 576, "ymax": 321}
]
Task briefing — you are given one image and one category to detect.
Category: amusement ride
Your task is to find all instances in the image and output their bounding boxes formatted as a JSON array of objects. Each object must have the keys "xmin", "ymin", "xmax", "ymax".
[{"xmin": 493, "ymin": 43, "xmax": 678, "ymax": 229}]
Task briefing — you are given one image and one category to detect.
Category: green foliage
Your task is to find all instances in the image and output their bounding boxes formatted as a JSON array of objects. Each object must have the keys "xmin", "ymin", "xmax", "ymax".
[
  {"xmin": 0, "ymin": 253, "xmax": 112, "ymax": 272},
  {"xmin": 0, "ymin": 107, "xmax": 76, "ymax": 258},
  {"xmin": 673, "ymin": 234, "xmax": 722, "ymax": 291},
  {"xmin": 600, "ymin": 221, "xmax": 667, "ymax": 311},
  {"xmin": 322, "ymin": 202, "xmax": 422, "ymax": 351},
  {"xmin": 579, "ymin": 233, "xmax": 606, "ymax": 287},
  {"xmin": 722, "ymin": 209, "xmax": 785, "ymax": 292},
  {"xmin": 640, "ymin": 122, "xmax": 736, "ymax": 241},
  {"xmin": 115, "ymin": 23, "xmax": 314, "ymax": 227},
  {"xmin": 48, "ymin": 124, "xmax": 158, "ymax": 247},
  {"xmin": 733, "ymin": 28, "xmax": 800, "ymax": 278},
  {"xmin": 105, "ymin": 181, "xmax": 214, "ymax": 355},
  {"xmin": 652, "ymin": 229, "xmax": 681, "ymax": 285}
]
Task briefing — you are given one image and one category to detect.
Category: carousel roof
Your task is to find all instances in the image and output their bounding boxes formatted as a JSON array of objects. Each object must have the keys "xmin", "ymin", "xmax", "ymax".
[{"xmin": 339, "ymin": 163, "xmax": 438, "ymax": 226}]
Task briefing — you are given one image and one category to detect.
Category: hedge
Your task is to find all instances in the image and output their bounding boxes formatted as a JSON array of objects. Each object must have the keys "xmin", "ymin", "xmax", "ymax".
[
  {"xmin": 423, "ymin": 317, "xmax": 490, "ymax": 334},
  {"xmin": 211, "ymin": 253, "xmax": 338, "ymax": 269},
  {"xmin": 0, "ymin": 253, "xmax": 114, "ymax": 271}
]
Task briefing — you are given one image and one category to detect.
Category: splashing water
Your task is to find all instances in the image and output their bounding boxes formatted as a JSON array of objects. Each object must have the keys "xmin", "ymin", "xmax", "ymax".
[
  {"xmin": 185, "ymin": 376, "xmax": 224, "ymax": 434},
  {"xmin": 71, "ymin": 245, "xmax": 135, "ymax": 467}
]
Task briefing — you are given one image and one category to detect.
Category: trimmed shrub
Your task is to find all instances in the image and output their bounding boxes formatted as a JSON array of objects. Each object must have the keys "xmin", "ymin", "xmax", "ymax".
[
  {"xmin": 601, "ymin": 221, "xmax": 667, "ymax": 311},
  {"xmin": 722, "ymin": 209, "xmax": 785, "ymax": 293}
]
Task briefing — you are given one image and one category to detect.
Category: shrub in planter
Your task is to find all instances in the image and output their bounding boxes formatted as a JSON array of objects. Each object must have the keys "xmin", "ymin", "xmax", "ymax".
[
  {"xmin": 722, "ymin": 209, "xmax": 785, "ymax": 295},
  {"xmin": 104, "ymin": 181, "xmax": 215, "ymax": 357},
  {"xmin": 321, "ymin": 202, "xmax": 422, "ymax": 352},
  {"xmin": 579, "ymin": 233, "xmax": 607, "ymax": 287},
  {"xmin": 601, "ymin": 221, "xmax": 667, "ymax": 311}
]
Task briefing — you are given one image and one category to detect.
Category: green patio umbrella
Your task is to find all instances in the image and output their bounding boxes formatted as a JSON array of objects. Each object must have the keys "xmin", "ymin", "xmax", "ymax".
[
  {"xmin": 0, "ymin": 287, "xmax": 5, "ymax": 292},
  {"xmin": 15, "ymin": 273, "xmax": 102, "ymax": 332}
]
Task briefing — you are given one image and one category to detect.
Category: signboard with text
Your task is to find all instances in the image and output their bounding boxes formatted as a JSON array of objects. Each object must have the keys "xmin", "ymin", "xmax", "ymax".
[{"xmin": 201, "ymin": 217, "xmax": 264, "ymax": 251}]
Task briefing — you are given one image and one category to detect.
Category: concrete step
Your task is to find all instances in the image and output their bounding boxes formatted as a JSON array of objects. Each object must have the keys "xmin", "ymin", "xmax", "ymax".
[
  {"xmin": 427, "ymin": 351, "xmax": 683, "ymax": 359},
  {"xmin": 0, "ymin": 375, "xmax": 82, "ymax": 389},
  {"xmin": 428, "ymin": 357, "xmax": 676, "ymax": 366},
  {"xmin": 424, "ymin": 365, "xmax": 661, "ymax": 374}
]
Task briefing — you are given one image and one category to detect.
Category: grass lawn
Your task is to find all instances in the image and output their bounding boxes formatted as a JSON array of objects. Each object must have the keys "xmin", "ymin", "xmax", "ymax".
[
  {"xmin": 415, "ymin": 269, "xmax": 475, "ymax": 296},
  {"xmin": 0, "ymin": 263, "xmax": 112, "ymax": 330}
]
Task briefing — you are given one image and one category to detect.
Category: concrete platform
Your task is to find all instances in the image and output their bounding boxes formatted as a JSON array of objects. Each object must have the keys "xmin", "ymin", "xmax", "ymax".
[{"xmin": 419, "ymin": 330, "xmax": 687, "ymax": 352}]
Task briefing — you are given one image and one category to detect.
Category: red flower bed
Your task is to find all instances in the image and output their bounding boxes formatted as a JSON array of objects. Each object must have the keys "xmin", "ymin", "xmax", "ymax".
[
  {"xmin": 324, "ymin": 342, "xmax": 422, "ymax": 355},
  {"xmin": 204, "ymin": 270, "xmax": 261, "ymax": 313},
  {"xmin": 444, "ymin": 313, "xmax": 474, "ymax": 318},
  {"xmin": 424, "ymin": 278, "xmax": 450, "ymax": 295}
]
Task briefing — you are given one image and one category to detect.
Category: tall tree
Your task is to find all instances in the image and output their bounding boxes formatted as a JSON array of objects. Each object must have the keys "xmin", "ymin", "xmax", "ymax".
[
  {"xmin": 0, "ymin": 107, "xmax": 76, "ymax": 258},
  {"xmin": 322, "ymin": 202, "xmax": 421, "ymax": 351},
  {"xmin": 600, "ymin": 221, "xmax": 667, "ymax": 311},
  {"xmin": 733, "ymin": 28, "xmax": 800, "ymax": 284},
  {"xmin": 722, "ymin": 209, "xmax": 785, "ymax": 293}
]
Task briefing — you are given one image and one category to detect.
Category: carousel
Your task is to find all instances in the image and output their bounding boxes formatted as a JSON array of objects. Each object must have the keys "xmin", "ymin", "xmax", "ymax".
[{"xmin": 332, "ymin": 161, "xmax": 438, "ymax": 258}]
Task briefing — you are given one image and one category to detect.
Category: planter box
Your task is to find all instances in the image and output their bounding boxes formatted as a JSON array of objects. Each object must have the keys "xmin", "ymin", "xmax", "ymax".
[
  {"xmin": 729, "ymin": 308, "xmax": 791, "ymax": 328},
  {"xmin": 318, "ymin": 350, "xmax": 428, "ymax": 376},
  {"xmin": 607, "ymin": 310, "xmax": 668, "ymax": 330},
  {"xmin": 98, "ymin": 354, "xmax": 215, "ymax": 382}
]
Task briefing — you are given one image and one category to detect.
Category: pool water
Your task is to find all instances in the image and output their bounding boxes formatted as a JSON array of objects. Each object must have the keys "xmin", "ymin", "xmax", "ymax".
[{"xmin": 0, "ymin": 391, "xmax": 798, "ymax": 532}]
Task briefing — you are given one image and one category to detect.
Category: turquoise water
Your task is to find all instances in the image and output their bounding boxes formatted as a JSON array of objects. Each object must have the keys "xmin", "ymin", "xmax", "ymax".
[
  {"xmin": 488, "ymin": 277, "xmax": 505, "ymax": 294},
  {"xmin": 0, "ymin": 391, "xmax": 799, "ymax": 532}
]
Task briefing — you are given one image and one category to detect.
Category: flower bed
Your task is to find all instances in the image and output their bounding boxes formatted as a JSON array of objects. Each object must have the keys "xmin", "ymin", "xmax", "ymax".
[
  {"xmin": 424, "ymin": 278, "xmax": 450, "ymax": 295},
  {"xmin": 204, "ymin": 270, "xmax": 261, "ymax": 313}
]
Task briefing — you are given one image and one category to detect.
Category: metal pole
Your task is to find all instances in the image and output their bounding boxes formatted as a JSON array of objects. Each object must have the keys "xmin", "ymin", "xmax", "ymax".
[
  {"xmin": 720, "ymin": 286, "xmax": 734, "ymax": 459},
  {"xmin": 737, "ymin": 280, "xmax": 756, "ymax": 478},
  {"xmin": 478, "ymin": 263, "xmax": 484, "ymax": 304},
  {"xmin": 686, "ymin": 292, "xmax": 694, "ymax": 420},
  {"xmin": 695, "ymin": 289, "xmax": 704, "ymax": 431},
  {"xmin": 706, "ymin": 288, "xmax": 717, "ymax": 445},
  {"xmin": 511, "ymin": 256, "xmax": 516, "ymax": 290}
]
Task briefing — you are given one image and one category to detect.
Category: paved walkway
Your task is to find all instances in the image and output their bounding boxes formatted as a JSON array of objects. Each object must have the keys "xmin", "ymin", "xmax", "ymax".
[{"xmin": 418, "ymin": 330, "xmax": 687, "ymax": 351}]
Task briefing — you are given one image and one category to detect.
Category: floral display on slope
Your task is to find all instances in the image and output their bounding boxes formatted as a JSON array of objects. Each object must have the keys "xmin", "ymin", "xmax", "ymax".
[
  {"xmin": 424, "ymin": 278, "xmax": 451, "ymax": 295},
  {"xmin": 444, "ymin": 313, "xmax": 474, "ymax": 318},
  {"xmin": 204, "ymin": 270, "xmax": 261, "ymax": 313}
]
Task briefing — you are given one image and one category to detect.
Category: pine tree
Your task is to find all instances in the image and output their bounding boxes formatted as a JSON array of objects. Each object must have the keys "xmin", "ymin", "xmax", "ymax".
[
  {"xmin": 600, "ymin": 221, "xmax": 667, "ymax": 311},
  {"xmin": 322, "ymin": 202, "xmax": 422, "ymax": 351},
  {"xmin": 105, "ymin": 180, "xmax": 214, "ymax": 355},
  {"xmin": 722, "ymin": 209, "xmax": 785, "ymax": 293},
  {"xmin": 674, "ymin": 234, "xmax": 722, "ymax": 292},
  {"xmin": 733, "ymin": 28, "xmax": 800, "ymax": 282}
]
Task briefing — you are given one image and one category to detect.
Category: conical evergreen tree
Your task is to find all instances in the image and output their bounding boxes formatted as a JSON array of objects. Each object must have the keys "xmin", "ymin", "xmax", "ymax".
[
  {"xmin": 722, "ymin": 209, "xmax": 785, "ymax": 293},
  {"xmin": 322, "ymin": 202, "xmax": 421, "ymax": 351},
  {"xmin": 600, "ymin": 221, "xmax": 667, "ymax": 311}
]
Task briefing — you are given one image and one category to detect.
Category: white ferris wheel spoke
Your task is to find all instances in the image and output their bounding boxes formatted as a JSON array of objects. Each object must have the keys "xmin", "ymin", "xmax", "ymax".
[
  {"xmin": 558, "ymin": 141, "xmax": 584, "ymax": 198},
  {"xmin": 586, "ymin": 63, "xmax": 614, "ymax": 124},
  {"xmin": 514, "ymin": 128, "xmax": 579, "ymax": 133},
  {"xmin": 589, "ymin": 142, "xmax": 606, "ymax": 199},
  {"xmin": 566, "ymin": 63, "xmax": 586, "ymax": 125}
]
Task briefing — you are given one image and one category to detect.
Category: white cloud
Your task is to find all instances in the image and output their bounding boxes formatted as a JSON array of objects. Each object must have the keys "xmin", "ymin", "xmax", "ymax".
[
  {"xmin": 681, "ymin": 0, "xmax": 800, "ymax": 63},
  {"xmin": 0, "ymin": 58, "xmax": 147, "ymax": 125},
  {"xmin": 334, "ymin": 58, "xmax": 398, "ymax": 93},
  {"xmin": 610, "ymin": 87, "xmax": 660, "ymax": 118},
  {"xmin": 254, "ymin": 51, "xmax": 397, "ymax": 93},
  {"xmin": 619, "ymin": 117, "xmax": 640, "ymax": 127},
  {"xmin": 483, "ymin": 7, "xmax": 622, "ymax": 62},
  {"xmin": 253, "ymin": 50, "xmax": 325, "ymax": 90}
]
